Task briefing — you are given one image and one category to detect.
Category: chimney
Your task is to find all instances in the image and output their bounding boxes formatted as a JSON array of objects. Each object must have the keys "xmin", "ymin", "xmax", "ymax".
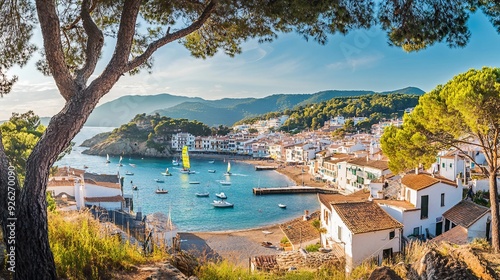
[{"xmin": 415, "ymin": 167, "xmax": 419, "ymax": 175}]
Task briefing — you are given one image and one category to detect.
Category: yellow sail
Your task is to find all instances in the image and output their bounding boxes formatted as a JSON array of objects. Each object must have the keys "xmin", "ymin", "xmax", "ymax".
[
  {"xmin": 227, "ymin": 162, "xmax": 231, "ymax": 173},
  {"xmin": 182, "ymin": 146, "xmax": 190, "ymax": 170}
]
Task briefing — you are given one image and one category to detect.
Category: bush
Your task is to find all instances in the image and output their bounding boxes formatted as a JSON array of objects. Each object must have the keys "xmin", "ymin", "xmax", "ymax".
[{"xmin": 306, "ymin": 243, "xmax": 321, "ymax": 252}]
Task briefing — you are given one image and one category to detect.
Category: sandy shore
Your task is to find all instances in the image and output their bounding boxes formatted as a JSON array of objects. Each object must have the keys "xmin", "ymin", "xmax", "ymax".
[
  {"xmin": 177, "ymin": 159, "xmax": 327, "ymax": 268},
  {"xmin": 179, "ymin": 224, "xmax": 284, "ymax": 267}
]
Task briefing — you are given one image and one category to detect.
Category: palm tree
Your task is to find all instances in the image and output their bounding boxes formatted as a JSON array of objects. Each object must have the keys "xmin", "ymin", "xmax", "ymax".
[{"xmin": 311, "ymin": 219, "xmax": 327, "ymax": 247}]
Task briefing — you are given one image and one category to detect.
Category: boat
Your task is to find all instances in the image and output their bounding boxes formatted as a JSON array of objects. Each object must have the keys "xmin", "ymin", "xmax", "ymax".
[
  {"xmin": 211, "ymin": 200, "xmax": 234, "ymax": 208},
  {"xmin": 155, "ymin": 188, "xmax": 168, "ymax": 194},
  {"xmin": 118, "ymin": 156, "xmax": 123, "ymax": 167},
  {"xmin": 125, "ymin": 171, "xmax": 134, "ymax": 175},
  {"xmin": 215, "ymin": 192, "xmax": 227, "ymax": 199},
  {"xmin": 105, "ymin": 154, "xmax": 110, "ymax": 163},
  {"xmin": 219, "ymin": 180, "xmax": 231, "ymax": 185},
  {"xmin": 161, "ymin": 168, "xmax": 172, "ymax": 176},
  {"xmin": 129, "ymin": 163, "xmax": 136, "ymax": 167},
  {"xmin": 132, "ymin": 186, "xmax": 138, "ymax": 191},
  {"xmin": 172, "ymin": 159, "xmax": 179, "ymax": 166},
  {"xmin": 180, "ymin": 146, "xmax": 195, "ymax": 174},
  {"xmin": 83, "ymin": 165, "xmax": 88, "ymax": 169},
  {"xmin": 189, "ymin": 181, "xmax": 200, "ymax": 184},
  {"xmin": 154, "ymin": 179, "xmax": 165, "ymax": 183},
  {"xmin": 208, "ymin": 160, "xmax": 215, "ymax": 164},
  {"xmin": 208, "ymin": 169, "xmax": 216, "ymax": 173},
  {"xmin": 278, "ymin": 204, "xmax": 287, "ymax": 208},
  {"xmin": 224, "ymin": 161, "xmax": 232, "ymax": 176},
  {"xmin": 195, "ymin": 192, "xmax": 210, "ymax": 197}
]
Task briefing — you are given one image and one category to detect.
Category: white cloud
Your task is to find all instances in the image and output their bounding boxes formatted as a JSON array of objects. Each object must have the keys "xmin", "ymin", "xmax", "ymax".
[{"xmin": 327, "ymin": 53, "xmax": 384, "ymax": 71}]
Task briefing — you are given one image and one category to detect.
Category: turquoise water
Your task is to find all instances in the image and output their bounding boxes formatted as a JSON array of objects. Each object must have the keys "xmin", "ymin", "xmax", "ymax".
[{"xmin": 56, "ymin": 127, "xmax": 319, "ymax": 231}]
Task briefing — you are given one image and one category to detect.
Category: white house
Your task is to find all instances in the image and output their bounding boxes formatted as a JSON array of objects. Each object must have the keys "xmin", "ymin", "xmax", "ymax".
[
  {"xmin": 337, "ymin": 157, "xmax": 391, "ymax": 193},
  {"xmin": 84, "ymin": 195, "xmax": 124, "ymax": 210},
  {"xmin": 437, "ymin": 153, "xmax": 466, "ymax": 181},
  {"xmin": 319, "ymin": 192, "xmax": 403, "ymax": 273},
  {"xmin": 441, "ymin": 200, "xmax": 491, "ymax": 242},
  {"xmin": 377, "ymin": 171, "xmax": 463, "ymax": 238}
]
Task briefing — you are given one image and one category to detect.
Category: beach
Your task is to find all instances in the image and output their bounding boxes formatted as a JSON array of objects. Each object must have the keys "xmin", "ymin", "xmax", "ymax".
[{"xmin": 179, "ymin": 159, "xmax": 325, "ymax": 267}]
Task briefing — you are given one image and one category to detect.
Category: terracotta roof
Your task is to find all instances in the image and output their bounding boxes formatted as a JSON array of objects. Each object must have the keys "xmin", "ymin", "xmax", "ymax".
[
  {"xmin": 332, "ymin": 201, "xmax": 403, "ymax": 234},
  {"xmin": 443, "ymin": 200, "xmax": 490, "ymax": 228},
  {"xmin": 84, "ymin": 172, "xmax": 119, "ymax": 183},
  {"xmin": 347, "ymin": 157, "xmax": 389, "ymax": 171},
  {"xmin": 47, "ymin": 179, "xmax": 76, "ymax": 187},
  {"xmin": 318, "ymin": 190, "xmax": 370, "ymax": 210},
  {"xmin": 84, "ymin": 195, "xmax": 124, "ymax": 203},
  {"xmin": 54, "ymin": 167, "xmax": 85, "ymax": 177},
  {"xmin": 280, "ymin": 211, "xmax": 320, "ymax": 246},
  {"xmin": 401, "ymin": 173, "xmax": 456, "ymax": 191},
  {"xmin": 430, "ymin": 225, "xmax": 468, "ymax": 245},
  {"xmin": 252, "ymin": 255, "xmax": 278, "ymax": 271}
]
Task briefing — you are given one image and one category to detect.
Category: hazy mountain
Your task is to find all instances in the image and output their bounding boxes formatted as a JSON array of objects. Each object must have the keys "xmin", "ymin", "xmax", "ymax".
[
  {"xmin": 84, "ymin": 93, "xmax": 206, "ymax": 127},
  {"xmin": 85, "ymin": 87, "xmax": 424, "ymax": 127}
]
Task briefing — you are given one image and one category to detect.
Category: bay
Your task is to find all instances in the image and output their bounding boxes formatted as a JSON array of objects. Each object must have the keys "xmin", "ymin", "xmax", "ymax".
[{"xmin": 56, "ymin": 127, "xmax": 319, "ymax": 231}]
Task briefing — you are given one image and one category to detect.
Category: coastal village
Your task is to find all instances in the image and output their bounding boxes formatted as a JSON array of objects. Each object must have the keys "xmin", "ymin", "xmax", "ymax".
[{"xmin": 44, "ymin": 113, "xmax": 496, "ymax": 277}]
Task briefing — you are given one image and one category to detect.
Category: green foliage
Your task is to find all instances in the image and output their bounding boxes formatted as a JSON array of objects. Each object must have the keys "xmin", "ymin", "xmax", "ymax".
[
  {"xmin": 0, "ymin": 111, "xmax": 45, "ymax": 183},
  {"xmin": 305, "ymin": 243, "xmax": 321, "ymax": 252},
  {"xmin": 46, "ymin": 192, "xmax": 57, "ymax": 213},
  {"xmin": 49, "ymin": 211, "xmax": 167, "ymax": 279},
  {"xmin": 280, "ymin": 236, "xmax": 290, "ymax": 244}
]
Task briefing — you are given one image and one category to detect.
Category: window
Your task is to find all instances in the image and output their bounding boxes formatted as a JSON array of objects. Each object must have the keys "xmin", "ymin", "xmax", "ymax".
[
  {"xmin": 421, "ymin": 195, "xmax": 429, "ymax": 219},
  {"xmin": 442, "ymin": 163, "xmax": 445, "ymax": 168},
  {"xmin": 389, "ymin": 230, "xmax": 395, "ymax": 240},
  {"xmin": 441, "ymin": 193, "xmax": 445, "ymax": 207},
  {"xmin": 450, "ymin": 163, "xmax": 453, "ymax": 168},
  {"xmin": 413, "ymin": 227, "xmax": 420, "ymax": 236},
  {"xmin": 338, "ymin": 226, "xmax": 342, "ymax": 240}
]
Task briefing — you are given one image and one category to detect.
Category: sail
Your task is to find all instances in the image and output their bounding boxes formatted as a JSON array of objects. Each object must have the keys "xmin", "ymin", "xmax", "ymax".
[
  {"xmin": 106, "ymin": 154, "xmax": 109, "ymax": 160},
  {"xmin": 182, "ymin": 146, "xmax": 190, "ymax": 170},
  {"xmin": 119, "ymin": 156, "xmax": 123, "ymax": 164},
  {"xmin": 227, "ymin": 162, "xmax": 231, "ymax": 173}
]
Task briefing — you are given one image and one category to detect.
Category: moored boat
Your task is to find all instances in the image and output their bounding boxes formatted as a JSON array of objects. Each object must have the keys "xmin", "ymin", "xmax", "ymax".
[
  {"xmin": 208, "ymin": 169, "xmax": 216, "ymax": 173},
  {"xmin": 155, "ymin": 188, "xmax": 168, "ymax": 194},
  {"xmin": 189, "ymin": 181, "xmax": 200, "ymax": 184},
  {"xmin": 195, "ymin": 192, "xmax": 209, "ymax": 197},
  {"xmin": 125, "ymin": 171, "xmax": 134, "ymax": 175},
  {"xmin": 211, "ymin": 200, "xmax": 234, "ymax": 208},
  {"xmin": 219, "ymin": 180, "xmax": 231, "ymax": 185},
  {"xmin": 215, "ymin": 192, "xmax": 227, "ymax": 199},
  {"xmin": 278, "ymin": 204, "xmax": 287, "ymax": 208},
  {"xmin": 154, "ymin": 178, "xmax": 165, "ymax": 183}
]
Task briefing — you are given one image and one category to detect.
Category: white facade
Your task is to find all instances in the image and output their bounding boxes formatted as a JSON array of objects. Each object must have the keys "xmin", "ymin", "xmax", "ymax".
[{"xmin": 438, "ymin": 155, "xmax": 465, "ymax": 181}]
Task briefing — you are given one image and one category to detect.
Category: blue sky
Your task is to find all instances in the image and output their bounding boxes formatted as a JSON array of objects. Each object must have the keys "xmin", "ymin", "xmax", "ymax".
[{"xmin": 1, "ymin": 11, "xmax": 500, "ymax": 120}]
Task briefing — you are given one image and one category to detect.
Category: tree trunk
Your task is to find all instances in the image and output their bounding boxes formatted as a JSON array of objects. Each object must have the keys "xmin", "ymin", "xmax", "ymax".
[{"xmin": 488, "ymin": 172, "xmax": 500, "ymax": 252}]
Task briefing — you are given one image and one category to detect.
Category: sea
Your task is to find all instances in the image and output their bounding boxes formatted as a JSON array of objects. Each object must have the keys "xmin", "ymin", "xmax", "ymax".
[{"xmin": 56, "ymin": 127, "xmax": 320, "ymax": 232}]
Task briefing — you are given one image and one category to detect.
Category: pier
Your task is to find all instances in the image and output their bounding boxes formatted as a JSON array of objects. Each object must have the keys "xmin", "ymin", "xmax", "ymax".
[
  {"xmin": 253, "ymin": 186, "xmax": 338, "ymax": 195},
  {"xmin": 255, "ymin": 166, "xmax": 277, "ymax": 171}
]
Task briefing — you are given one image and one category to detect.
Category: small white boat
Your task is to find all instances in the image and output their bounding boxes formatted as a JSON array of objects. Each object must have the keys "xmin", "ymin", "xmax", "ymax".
[
  {"xmin": 219, "ymin": 180, "xmax": 231, "ymax": 185},
  {"xmin": 172, "ymin": 159, "xmax": 180, "ymax": 166},
  {"xmin": 129, "ymin": 163, "xmax": 136, "ymax": 168},
  {"xmin": 161, "ymin": 168, "xmax": 172, "ymax": 176},
  {"xmin": 83, "ymin": 165, "xmax": 89, "ymax": 169},
  {"xmin": 211, "ymin": 200, "xmax": 234, "ymax": 208},
  {"xmin": 195, "ymin": 192, "xmax": 210, "ymax": 197},
  {"xmin": 208, "ymin": 160, "xmax": 215, "ymax": 164},
  {"xmin": 154, "ymin": 179, "xmax": 165, "ymax": 183},
  {"xmin": 278, "ymin": 204, "xmax": 287, "ymax": 208},
  {"xmin": 215, "ymin": 192, "xmax": 227, "ymax": 199},
  {"xmin": 125, "ymin": 171, "xmax": 134, "ymax": 175},
  {"xmin": 155, "ymin": 188, "xmax": 168, "ymax": 194},
  {"xmin": 132, "ymin": 186, "xmax": 139, "ymax": 191},
  {"xmin": 208, "ymin": 169, "xmax": 216, "ymax": 173},
  {"xmin": 189, "ymin": 181, "xmax": 200, "ymax": 184}
]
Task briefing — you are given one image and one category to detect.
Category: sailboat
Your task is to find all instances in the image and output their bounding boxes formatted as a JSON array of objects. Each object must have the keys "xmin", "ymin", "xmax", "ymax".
[
  {"xmin": 118, "ymin": 156, "xmax": 123, "ymax": 167},
  {"xmin": 180, "ymin": 146, "xmax": 195, "ymax": 174},
  {"xmin": 105, "ymin": 154, "xmax": 110, "ymax": 163},
  {"xmin": 224, "ymin": 161, "xmax": 232, "ymax": 176},
  {"xmin": 161, "ymin": 167, "xmax": 172, "ymax": 176}
]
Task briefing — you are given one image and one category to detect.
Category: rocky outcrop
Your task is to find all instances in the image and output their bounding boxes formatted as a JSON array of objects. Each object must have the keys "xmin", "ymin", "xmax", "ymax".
[
  {"xmin": 407, "ymin": 248, "xmax": 478, "ymax": 280},
  {"xmin": 368, "ymin": 266, "xmax": 403, "ymax": 280},
  {"xmin": 82, "ymin": 138, "xmax": 172, "ymax": 157},
  {"xmin": 80, "ymin": 131, "xmax": 112, "ymax": 147}
]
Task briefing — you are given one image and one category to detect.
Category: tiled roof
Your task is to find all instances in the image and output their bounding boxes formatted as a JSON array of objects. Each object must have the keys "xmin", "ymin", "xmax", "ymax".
[
  {"xmin": 252, "ymin": 255, "xmax": 278, "ymax": 271},
  {"xmin": 347, "ymin": 157, "xmax": 389, "ymax": 171},
  {"xmin": 47, "ymin": 179, "xmax": 76, "ymax": 187},
  {"xmin": 83, "ymin": 178, "xmax": 121, "ymax": 189},
  {"xmin": 332, "ymin": 201, "xmax": 403, "ymax": 234},
  {"xmin": 443, "ymin": 200, "xmax": 490, "ymax": 228},
  {"xmin": 318, "ymin": 190, "xmax": 370, "ymax": 210},
  {"xmin": 84, "ymin": 172, "xmax": 119, "ymax": 183},
  {"xmin": 54, "ymin": 167, "xmax": 85, "ymax": 177},
  {"xmin": 401, "ymin": 173, "xmax": 456, "ymax": 191},
  {"xmin": 280, "ymin": 211, "xmax": 320, "ymax": 246},
  {"xmin": 84, "ymin": 195, "xmax": 124, "ymax": 203},
  {"xmin": 430, "ymin": 225, "xmax": 468, "ymax": 245}
]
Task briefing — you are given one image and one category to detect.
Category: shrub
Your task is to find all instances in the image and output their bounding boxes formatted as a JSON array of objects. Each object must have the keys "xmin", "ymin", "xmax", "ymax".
[{"xmin": 306, "ymin": 243, "xmax": 321, "ymax": 252}]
